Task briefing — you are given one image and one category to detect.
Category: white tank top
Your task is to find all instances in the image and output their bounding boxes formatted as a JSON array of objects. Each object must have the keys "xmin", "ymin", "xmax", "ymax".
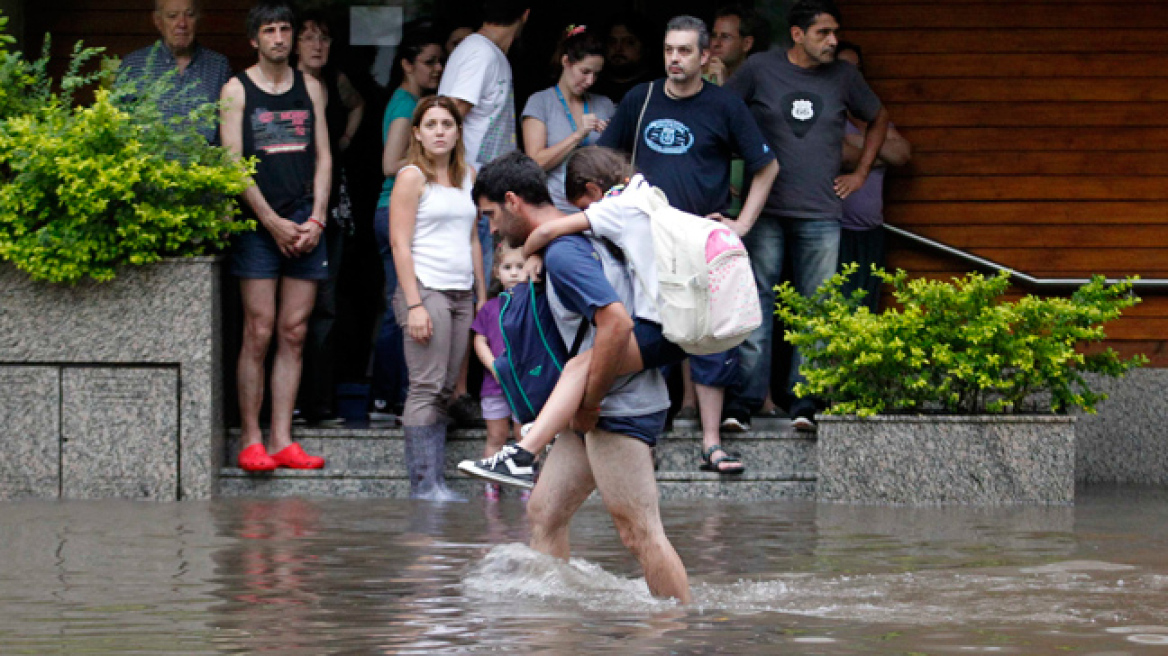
[{"xmin": 404, "ymin": 165, "xmax": 477, "ymax": 290}]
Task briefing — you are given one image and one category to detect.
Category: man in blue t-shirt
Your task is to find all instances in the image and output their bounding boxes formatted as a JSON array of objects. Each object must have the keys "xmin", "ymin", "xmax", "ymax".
[
  {"xmin": 473, "ymin": 152, "xmax": 691, "ymax": 604},
  {"xmin": 598, "ymin": 15, "xmax": 778, "ymax": 469}
]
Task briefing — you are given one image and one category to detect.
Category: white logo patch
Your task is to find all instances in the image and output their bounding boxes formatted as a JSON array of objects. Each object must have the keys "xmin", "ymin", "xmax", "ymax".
[{"xmin": 791, "ymin": 99, "xmax": 815, "ymax": 121}]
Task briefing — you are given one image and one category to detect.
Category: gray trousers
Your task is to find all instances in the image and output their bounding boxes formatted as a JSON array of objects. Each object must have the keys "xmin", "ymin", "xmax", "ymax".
[{"xmin": 394, "ymin": 285, "xmax": 474, "ymax": 426}]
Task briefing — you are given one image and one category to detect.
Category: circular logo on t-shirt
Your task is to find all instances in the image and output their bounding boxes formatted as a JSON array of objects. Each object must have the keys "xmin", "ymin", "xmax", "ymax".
[{"xmin": 644, "ymin": 119, "xmax": 695, "ymax": 154}]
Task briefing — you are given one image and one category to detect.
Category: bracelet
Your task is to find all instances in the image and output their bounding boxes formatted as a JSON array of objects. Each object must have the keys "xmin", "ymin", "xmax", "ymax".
[
  {"xmin": 407, "ymin": 302, "xmax": 424, "ymax": 310},
  {"xmin": 307, "ymin": 217, "xmax": 326, "ymax": 229}
]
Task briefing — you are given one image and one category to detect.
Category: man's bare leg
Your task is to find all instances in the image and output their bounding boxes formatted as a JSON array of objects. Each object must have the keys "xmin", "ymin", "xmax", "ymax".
[
  {"xmin": 238, "ymin": 279, "xmax": 279, "ymax": 449},
  {"xmin": 587, "ymin": 429, "xmax": 691, "ymax": 603},
  {"xmin": 268, "ymin": 277, "xmax": 318, "ymax": 451},
  {"xmin": 526, "ymin": 431, "xmax": 596, "ymax": 560}
]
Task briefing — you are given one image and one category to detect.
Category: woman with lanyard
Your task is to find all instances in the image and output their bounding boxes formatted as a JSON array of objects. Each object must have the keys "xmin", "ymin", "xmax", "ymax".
[{"xmin": 521, "ymin": 26, "xmax": 615, "ymax": 212}]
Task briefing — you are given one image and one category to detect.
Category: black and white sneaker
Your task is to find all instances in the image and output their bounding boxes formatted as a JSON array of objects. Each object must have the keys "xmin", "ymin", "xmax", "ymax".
[{"xmin": 457, "ymin": 444, "xmax": 536, "ymax": 489}]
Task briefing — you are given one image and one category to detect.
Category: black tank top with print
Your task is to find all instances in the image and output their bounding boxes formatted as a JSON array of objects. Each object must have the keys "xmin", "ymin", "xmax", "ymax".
[{"xmin": 238, "ymin": 68, "xmax": 317, "ymax": 216}]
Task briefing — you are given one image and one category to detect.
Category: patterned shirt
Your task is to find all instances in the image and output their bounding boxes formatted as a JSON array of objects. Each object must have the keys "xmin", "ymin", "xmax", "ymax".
[{"xmin": 119, "ymin": 41, "xmax": 233, "ymax": 144}]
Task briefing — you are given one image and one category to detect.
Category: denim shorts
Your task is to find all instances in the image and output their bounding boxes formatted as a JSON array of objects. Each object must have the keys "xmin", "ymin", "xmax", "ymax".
[
  {"xmin": 231, "ymin": 200, "xmax": 329, "ymax": 281},
  {"xmin": 633, "ymin": 319, "xmax": 687, "ymax": 370}
]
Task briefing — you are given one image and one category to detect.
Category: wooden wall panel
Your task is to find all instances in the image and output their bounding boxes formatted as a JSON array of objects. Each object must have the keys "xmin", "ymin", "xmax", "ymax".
[{"xmin": 842, "ymin": 0, "xmax": 1168, "ymax": 364}]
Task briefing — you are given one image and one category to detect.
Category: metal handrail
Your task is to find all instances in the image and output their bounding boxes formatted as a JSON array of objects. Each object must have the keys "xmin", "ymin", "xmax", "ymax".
[{"xmin": 884, "ymin": 223, "xmax": 1168, "ymax": 290}]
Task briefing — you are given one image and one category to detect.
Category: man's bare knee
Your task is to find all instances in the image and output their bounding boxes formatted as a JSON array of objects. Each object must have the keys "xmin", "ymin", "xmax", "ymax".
[
  {"xmin": 527, "ymin": 492, "xmax": 565, "ymax": 534},
  {"xmin": 242, "ymin": 316, "xmax": 275, "ymax": 355},
  {"xmin": 277, "ymin": 319, "xmax": 309, "ymax": 352},
  {"xmin": 608, "ymin": 505, "xmax": 655, "ymax": 555}
]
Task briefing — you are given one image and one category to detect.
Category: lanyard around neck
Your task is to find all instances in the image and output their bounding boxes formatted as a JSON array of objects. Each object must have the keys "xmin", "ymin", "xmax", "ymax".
[{"xmin": 554, "ymin": 85, "xmax": 591, "ymax": 143}]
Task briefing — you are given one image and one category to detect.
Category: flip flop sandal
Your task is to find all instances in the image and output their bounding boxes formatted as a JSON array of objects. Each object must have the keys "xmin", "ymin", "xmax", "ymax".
[
  {"xmin": 238, "ymin": 443, "xmax": 278, "ymax": 472},
  {"xmin": 271, "ymin": 443, "xmax": 326, "ymax": 470},
  {"xmin": 699, "ymin": 445, "xmax": 745, "ymax": 475}
]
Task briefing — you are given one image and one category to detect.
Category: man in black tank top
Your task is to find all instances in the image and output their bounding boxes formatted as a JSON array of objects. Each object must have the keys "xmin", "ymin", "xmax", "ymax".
[{"xmin": 220, "ymin": 2, "xmax": 331, "ymax": 472}]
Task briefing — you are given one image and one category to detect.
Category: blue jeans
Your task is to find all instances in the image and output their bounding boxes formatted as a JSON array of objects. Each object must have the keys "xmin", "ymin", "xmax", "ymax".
[
  {"xmin": 478, "ymin": 212, "xmax": 494, "ymax": 278},
  {"xmin": 729, "ymin": 215, "xmax": 840, "ymax": 415},
  {"xmin": 370, "ymin": 206, "xmax": 408, "ymax": 410}
]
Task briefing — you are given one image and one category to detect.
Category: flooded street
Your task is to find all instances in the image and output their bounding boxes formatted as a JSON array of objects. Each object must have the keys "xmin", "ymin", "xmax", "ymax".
[{"xmin": 2, "ymin": 487, "xmax": 1167, "ymax": 654}]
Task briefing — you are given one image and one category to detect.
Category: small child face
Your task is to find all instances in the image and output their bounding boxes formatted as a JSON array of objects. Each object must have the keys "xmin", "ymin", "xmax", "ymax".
[{"xmin": 497, "ymin": 250, "xmax": 527, "ymax": 289}]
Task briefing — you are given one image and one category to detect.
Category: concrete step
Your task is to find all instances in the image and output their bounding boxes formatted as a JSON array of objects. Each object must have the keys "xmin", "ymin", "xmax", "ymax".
[
  {"xmin": 218, "ymin": 467, "xmax": 816, "ymax": 500},
  {"xmin": 226, "ymin": 422, "xmax": 817, "ymax": 474}
]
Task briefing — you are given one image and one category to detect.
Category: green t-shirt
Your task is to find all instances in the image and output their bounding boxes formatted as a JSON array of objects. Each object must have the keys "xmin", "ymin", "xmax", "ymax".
[{"xmin": 377, "ymin": 88, "xmax": 419, "ymax": 209}]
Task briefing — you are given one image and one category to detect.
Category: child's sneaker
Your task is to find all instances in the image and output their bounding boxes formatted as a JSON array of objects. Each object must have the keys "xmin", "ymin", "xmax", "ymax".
[
  {"xmin": 458, "ymin": 443, "xmax": 536, "ymax": 489},
  {"xmin": 484, "ymin": 483, "xmax": 501, "ymax": 501}
]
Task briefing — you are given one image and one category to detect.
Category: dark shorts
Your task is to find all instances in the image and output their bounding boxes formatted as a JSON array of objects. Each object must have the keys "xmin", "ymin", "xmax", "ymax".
[
  {"xmin": 689, "ymin": 347, "xmax": 741, "ymax": 388},
  {"xmin": 594, "ymin": 410, "xmax": 668, "ymax": 447},
  {"xmin": 633, "ymin": 319, "xmax": 688, "ymax": 370},
  {"xmin": 230, "ymin": 200, "xmax": 329, "ymax": 280}
]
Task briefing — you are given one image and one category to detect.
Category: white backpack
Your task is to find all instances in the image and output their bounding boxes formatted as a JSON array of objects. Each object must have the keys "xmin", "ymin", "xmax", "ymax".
[{"xmin": 633, "ymin": 186, "xmax": 762, "ymax": 355}]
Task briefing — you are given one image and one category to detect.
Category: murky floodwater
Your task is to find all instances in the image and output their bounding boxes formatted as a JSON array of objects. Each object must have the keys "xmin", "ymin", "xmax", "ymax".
[{"xmin": 1, "ymin": 487, "xmax": 1167, "ymax": 654}]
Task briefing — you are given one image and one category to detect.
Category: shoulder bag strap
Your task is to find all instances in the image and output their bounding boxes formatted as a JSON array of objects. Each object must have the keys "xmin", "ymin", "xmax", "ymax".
[{"xmin": 630, "ymin": 82, "xmax": 653, "ymax": 169}]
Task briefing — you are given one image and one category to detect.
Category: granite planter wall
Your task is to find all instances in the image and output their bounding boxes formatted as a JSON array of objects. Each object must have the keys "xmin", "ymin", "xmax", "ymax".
[
  {"xmin": 1076, "ymin": 369, "xmax": 1168, "ymax": 485},
  {"xmin": 0, "ymin": 257, "xmax": 223, "ymax": 500},
  {"xmin": 817, "ymin": 415, "xmax": 1075, "ymax": 506}
]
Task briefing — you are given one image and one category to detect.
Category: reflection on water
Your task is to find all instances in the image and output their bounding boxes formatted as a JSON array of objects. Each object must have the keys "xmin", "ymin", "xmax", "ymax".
[{"xmin": 0, "ymin": 487, "xmax": 1167, "ymax": 653}]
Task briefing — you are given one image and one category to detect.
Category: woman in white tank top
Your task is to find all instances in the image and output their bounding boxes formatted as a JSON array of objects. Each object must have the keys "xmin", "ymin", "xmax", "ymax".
[{"xmin": 389, "ymin": 95, "xmax": 486, "ymax": 500}]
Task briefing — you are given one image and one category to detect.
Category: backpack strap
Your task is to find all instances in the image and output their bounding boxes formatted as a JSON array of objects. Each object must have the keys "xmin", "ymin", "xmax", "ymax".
[
  {"xmin": 568, "ymin": 319, "xmax": 589, "ymax": 358},
  {"xmin": 630, "ymin": 82, "xmax": 653, "ymax": 169}
]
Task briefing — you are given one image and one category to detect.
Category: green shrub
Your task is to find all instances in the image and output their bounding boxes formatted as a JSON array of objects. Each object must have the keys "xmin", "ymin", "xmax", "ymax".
[
  {"xmin": 774, "ymin": 265, "xmax": 1147, "ymax": 416},
  {"xmin": 0, "ymin": 30, "xmax": 254, "ymax": 283}
]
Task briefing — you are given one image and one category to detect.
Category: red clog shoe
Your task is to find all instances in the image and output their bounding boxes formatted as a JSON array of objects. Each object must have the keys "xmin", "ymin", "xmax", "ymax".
[
  {"xmin": 238, "ymin": 443, "xmax": 278, "ymax": 472},
  {"xmin": 270, "ymin": 443, "xmax": 325, "ymax": 469}
]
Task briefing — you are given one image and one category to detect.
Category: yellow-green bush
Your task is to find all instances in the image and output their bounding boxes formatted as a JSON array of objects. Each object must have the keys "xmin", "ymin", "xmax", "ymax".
[
  {"xmin": 0, "ymin": 29, "xmax": 254, "ymax": 283},
  {"xmin": 775, "ymin": 265, "xmax": 1147, "ymax": 416}
]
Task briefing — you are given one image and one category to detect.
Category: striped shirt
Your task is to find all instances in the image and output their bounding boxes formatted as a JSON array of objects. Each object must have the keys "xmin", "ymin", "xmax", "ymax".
[{"xmin": 119, "ymin": 41, "xmax": 232, "ymax": 144}]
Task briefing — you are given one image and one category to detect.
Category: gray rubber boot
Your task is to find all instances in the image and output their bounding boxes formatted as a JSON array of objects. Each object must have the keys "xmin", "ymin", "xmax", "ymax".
[{"xmin": 404, "ymin": 424, "xmax": 463, "ymax": 501}]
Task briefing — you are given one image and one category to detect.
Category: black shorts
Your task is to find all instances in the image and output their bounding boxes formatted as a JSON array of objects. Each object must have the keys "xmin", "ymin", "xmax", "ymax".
[{"xmin": 230, "ymin": 200, "xmax": 329, "ymax": 280}]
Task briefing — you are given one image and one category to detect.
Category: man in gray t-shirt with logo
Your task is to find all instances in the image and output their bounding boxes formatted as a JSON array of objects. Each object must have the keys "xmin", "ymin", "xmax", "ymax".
[{"xmin": 724, "ymin": 0, "xmax": 889, "ymax": 431}]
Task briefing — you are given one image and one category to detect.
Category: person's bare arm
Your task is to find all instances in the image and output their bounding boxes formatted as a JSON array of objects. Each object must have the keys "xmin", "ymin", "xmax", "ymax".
[
  {"xmin": 522, "ymin": 115, "xmax": 605, "ymax": 172},
  {"xmin": 474, "ymin": 334, "xmax": 499, "ymax": 381},
  {"xmin": 220, "ymin": 77, "xmax": 299, "ymax": 256},
  {"xmin": 294, "ymin": 74, "xmax": 331, "ymax": 253},
  {"xmin": 572, "ymin": 302, "xmax": 634, "ymax": 433},
  {"xmin": 834, "ymin": 106, "xmax": 889, "ymax": 199},
  {"xmin": 842, "ymin": 120, "xmax": 911, "ymax": 170},
  {"xmin": 390, "ymin": 167, "xmax": 431, "ymax": 344},
  {"xmin": 336, "ymin": 72, "xmax": 365, "ymax": 152},
  {"xmin": 382, "ymin": 116, "xmax": 412, "ymax": 177},
  {"xmin": 450, "ymin": 98, "xmax": 473, "ymax": 120},
  {"xmin": 522, "ymin": 212, "xmax": 592, "ymax": 258},
  {"xmin": 875, "ymin": 123, "xmax": 911, "ymax": 167},
  {"xmin": 722, "ymin": 159, "xmax": 778, "ymax": 237}
]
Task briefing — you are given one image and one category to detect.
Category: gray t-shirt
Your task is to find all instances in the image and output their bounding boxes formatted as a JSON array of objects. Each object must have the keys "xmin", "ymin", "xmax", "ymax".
[
  {"xmin": 544, "ymin": 235, "xmax": 671, "ymax": 421},
  {"xmin": 522, "ymin": 87, "xmax": 615, "ymax": 212},
  {"xmin": 727, "ymin": 51, "xmax": 882, "ymax": 220}
]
